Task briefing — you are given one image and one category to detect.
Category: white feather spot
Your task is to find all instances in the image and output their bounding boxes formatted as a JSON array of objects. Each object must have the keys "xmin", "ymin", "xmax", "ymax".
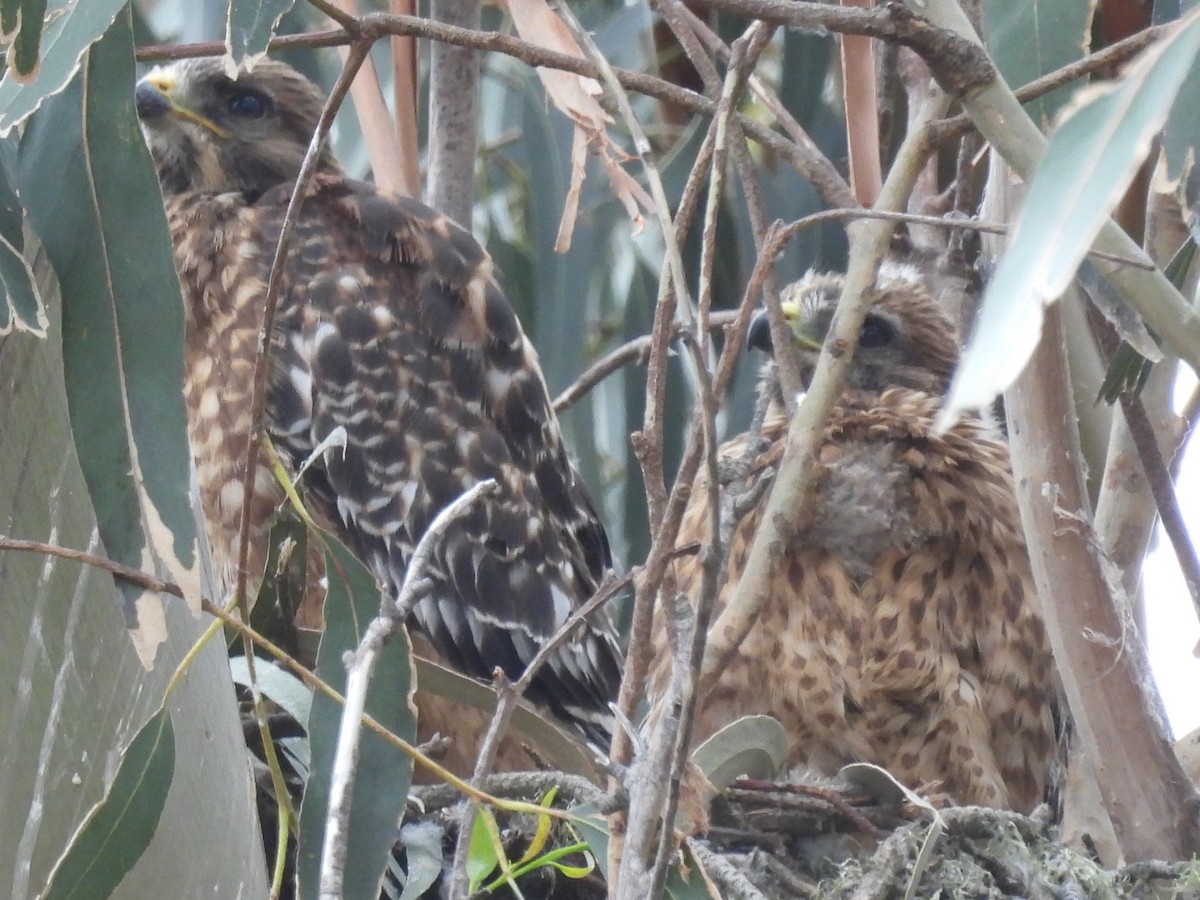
[
  {"xmin": 486, "ymin": 369, "xmax": 515, "ymax": 398},
  {"xmin": 198, "ymin": 389, "xmax": 220, "ymax": 420},
  {"xmin": 372, "ymin": 305, "xmax": 395, "ymax": 329},
  {"xmin": 313, "ymin": 321, "xmax": 338, "ymax": 349},
  {"xmin": 218, "ymin": 480, "xmax": 244, "ymax": 515},
  {"xmin": 549, "ymin": 583, "xmax": 572, "ymax": 626},
  {"xmin": 288, "ymin": 366, "xmax": 313, "ymax": 403}
]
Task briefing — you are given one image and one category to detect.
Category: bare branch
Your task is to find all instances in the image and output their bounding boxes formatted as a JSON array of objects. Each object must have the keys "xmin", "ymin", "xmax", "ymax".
[
  {"xmin": 1006, "ymin": 303, "xmax": 1199, "ymax": 860},
  {"xmin": 427, "ymin": 0, "xmax": 481, "ymax": 221}
]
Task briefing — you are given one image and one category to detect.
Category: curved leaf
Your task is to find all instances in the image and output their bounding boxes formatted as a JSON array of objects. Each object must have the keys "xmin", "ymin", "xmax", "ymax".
[
  {"xmin": 413, "ymin": 655, "xmax": 596, "ymax": 777},
  {"xmin": 16, "ymin": 7, "xmax": 198, "ymax": 660},
  {"xmin": 41, "ymin": 710, "xmax": 175, "ymax": 900},
  {"xmin": 691, "ymin": 714, "xmax": 788, "ymax": 789},
  {"xmin": 0, "ymin": 0, "xmax": 127, "ymax": 135},
  {"xmin": 942, "ymin": 9, "xmax": 1200, "ymax": 424},
  {"xmin": 226, "ymin": 0, "xmax": 296, "ymax": 69}
]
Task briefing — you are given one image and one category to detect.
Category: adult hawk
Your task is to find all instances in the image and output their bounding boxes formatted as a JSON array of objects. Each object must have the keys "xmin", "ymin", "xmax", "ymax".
[
  {"xmin": 135, "ymin": 57, "xmax": 621, "ymax": 747},
  {"xmin": 652, "ymin": 265, "xmax": 1061, "ymax": 812}
]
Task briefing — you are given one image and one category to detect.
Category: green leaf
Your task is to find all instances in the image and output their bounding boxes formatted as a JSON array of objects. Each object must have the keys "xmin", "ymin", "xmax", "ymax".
[
  {"xmin": 1159, "ymin": 0, "xmax": 1200, "ymax": 216},
  {"xmin": 943, "ymin": 9, "xmax": 1200, "ymax": 423},
  {"xmin": 229, "ymin": 656, "xmax": 314, "ymax": 728},
  {"xmin": 466, "ymin": 806, "xmax": 500, "ymax": 893},
  {"xmin": 1097, "ymin": 236, "xmax": 1196, "ymax": 403},
  {"xmin": 226, "ymin": 0, "xmax": 297, "ymax": 68},
  {"xmin": 512, "ymin": 788, "xmax": 559, "ymax": 868},
  {"xmin": 8, "ymin": 0, "xmax": 49, "ymax": 80},
  {"xmin": 296, "ymin": 540, "xmax": 417, "ymax": 900},
  {"xmin": 41, "ymin": 709, "xmax": 175, "ymax": 900},
  {"xmin": 396, "ymin": 821, "xmax": 443, "ymax": 900},
  {"xmin": 0, "ymin": 0, "xmax": 127, "ymax": 134},
  {"xmin": 982, "ymin": 0, "xmax": 1093, "ymax": 126},
  {"xmin": 691, "ymin": 714, "xmax": 789, "ymax": 789},
  {"xmin": 0, "ymin": 137, "xmax": 45, "ymax": 335},
  {"xmin": 16, "ymin": 7, "xmax": 198, "ymax": 654}
]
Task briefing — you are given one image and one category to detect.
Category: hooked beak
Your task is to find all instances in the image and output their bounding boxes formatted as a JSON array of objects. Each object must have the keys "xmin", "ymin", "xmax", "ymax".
[
  {"xmin": 746, "ymin": 300, "xmax": 823, "ymax": 355},
  {"xmin": 135, "ymin": 68, "xmax": 231, "ymax": 139}
]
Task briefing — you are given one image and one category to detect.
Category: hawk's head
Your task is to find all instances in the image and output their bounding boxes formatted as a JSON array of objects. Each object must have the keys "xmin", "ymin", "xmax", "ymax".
[
  {"xmin": 136, "ymin": 58, "xmax": 338, "ymax": 198},
  {"xmin": 748, "ymin": 263, "xmax": 960, "ymax": 396}
]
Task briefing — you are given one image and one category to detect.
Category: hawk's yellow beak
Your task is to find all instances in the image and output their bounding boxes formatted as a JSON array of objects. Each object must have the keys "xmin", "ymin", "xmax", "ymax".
[
  {"xmin": 135, "ymin": 67, "xmax": 231, "ymax": 139},
  {"xmin": 779, "ymin": 299, "xmax": 823, "ymax": 352}
]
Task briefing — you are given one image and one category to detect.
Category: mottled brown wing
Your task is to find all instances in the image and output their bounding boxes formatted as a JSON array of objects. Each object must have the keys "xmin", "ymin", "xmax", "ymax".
[
  {"xmin": 844, "ymin": 391, "xmax": 1058, "ymax": 812},
  {"xmin": 248, "ymin": 177, "xmax": 620, "ymax": 744},
  {"xmin": 651, "ymin": 409, "xmax": 877, "ymax": 775},
  {"xmin": 654, "ymin": 388, "xmax": 1061, "ymax": 812}
]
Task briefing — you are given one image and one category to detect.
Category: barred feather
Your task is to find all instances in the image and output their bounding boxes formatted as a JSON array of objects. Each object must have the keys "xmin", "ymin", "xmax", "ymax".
[
  {"xmin": 139, "ymin": 58, "xmax": 621, "ymax": 746},
  {"xmin": 652, "ymin": 267, "xmax": 1064, "ymax": 812}
]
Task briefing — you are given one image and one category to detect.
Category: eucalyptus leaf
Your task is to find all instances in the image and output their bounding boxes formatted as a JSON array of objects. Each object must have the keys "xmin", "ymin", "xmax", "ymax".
[
  {"xmin": 0, "ymin": 137, "xmax": 44, "ymax": 335},
  {"xmin": 0, "ymin": 0, "xmax": 127, "ymax": 134},
  {"xmin": 466, "ymin": 806, "xmax": 500, "ymax": 893},
  {"xmin": 17, "ymin": 7, "xmax": 198, "ymax": 658},
  {"xmin": 226, "ymin": 0, "xmax": 296, "ymax": 68},
  {"xmin": 41, "ymin": 710, "xmax": 175, "ymax": 900},
  {"xmin": 692, "ymin": 714, "xmax": 789, "ymax": 789},
  {"xmin": 942, "ymin": 9, "xmax": 1200, "ymax": 425},
  {"xmin": 229, "ymin": 656, "xmax": 314, "ymax": 726},
  {"xmin": 7, "ymin": 0, "xmax": 49, "ymax": 80},
  {"xmin": 981, "ymin": 0, "xmax": 1093, "ymax": 126},
  {"xmin": 396, "ymin": 821, "xmax": 444, "ymax": 900}
]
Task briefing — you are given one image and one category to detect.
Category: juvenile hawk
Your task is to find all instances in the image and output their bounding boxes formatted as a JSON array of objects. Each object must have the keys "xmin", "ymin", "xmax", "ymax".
[
  {"xmin": 652, "ymin": 265, "xmax": 1061, "ymax": 812},
  {"xmin": 136, "ymin": 58, "xmax": 621, "ymax": 746}
]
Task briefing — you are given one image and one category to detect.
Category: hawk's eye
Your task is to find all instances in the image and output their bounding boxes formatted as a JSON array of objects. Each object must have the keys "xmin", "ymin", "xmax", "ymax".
[
  {"xmin": 859, "ymin": 315, "xmax": 893, "ymax": 349},
  {"xmin": 226, "ymin": 90, "xmax": 267, "ymax": 118}
]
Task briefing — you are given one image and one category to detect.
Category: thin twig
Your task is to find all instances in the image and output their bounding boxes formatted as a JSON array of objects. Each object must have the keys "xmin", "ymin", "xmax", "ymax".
[
  {"xmin": 0, "ymin": 536, "xmax": 185, "ymax": 596},
  {"xmin": 229, "ymin": 53, "xmax": 375, "ymax": 887},
  {"xmin": 231, "ymin": 42, "xmax": 372, "ymax": 645},
  {"xmin": 1118, "ymin": 394, "xmax": 1200, "ymax": 630},
  {"xmin": 552, "ymin": 313, "xmax": 738, "ymax": 413},
  {"xmin": 319, "ymin": 480, "xmax": 498, "ymax": 900},
  {"xmin": 648, "ymin": 25, "xmax": 775, "ymax": 900},
  {"xmin": 930, "ymin": 23, "xmax": 1171, "ymax": 144},
  {"xmin": 0, "ymin": 536, "xmax": 585, "ymax": 826},
  {"xmin": 700, "ymin": 89, "xmax": 951, "ymax": 696}
]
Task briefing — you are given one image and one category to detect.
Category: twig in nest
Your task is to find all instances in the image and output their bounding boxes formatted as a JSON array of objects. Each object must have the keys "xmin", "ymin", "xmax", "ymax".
[{"xmin": 727, "ymin": 779, "xmax": 886, "ymax": 839}]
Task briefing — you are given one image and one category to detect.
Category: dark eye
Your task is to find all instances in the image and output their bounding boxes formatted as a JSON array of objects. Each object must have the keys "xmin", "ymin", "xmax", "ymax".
[
  {"xmin": 859, "ymin": 315, "xmax": 893, "ymax": 349},
  {"xmin": 226, "ymin": 91, "xmax": 267, "ymax": 118}
]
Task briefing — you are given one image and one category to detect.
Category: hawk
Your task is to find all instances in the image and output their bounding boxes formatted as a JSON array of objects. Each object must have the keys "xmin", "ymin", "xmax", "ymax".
[
  {"xmin": 651, "ymin": 265, "xmax": 1061, "ymax": 812},
  {"xmin": 135, "ymin": 57, "xmax": 621, "ymax": 747}
]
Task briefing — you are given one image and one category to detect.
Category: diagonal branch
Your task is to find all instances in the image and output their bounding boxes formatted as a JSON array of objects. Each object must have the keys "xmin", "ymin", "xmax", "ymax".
[{"xmin": 699, "ymin": 90, "xmax": 950, "ymax": 690}]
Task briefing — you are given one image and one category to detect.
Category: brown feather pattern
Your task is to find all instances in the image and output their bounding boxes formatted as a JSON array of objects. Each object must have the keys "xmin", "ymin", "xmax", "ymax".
[
  {"xmin": 138, "ymin": 58, "xmax": 620, "ymax": 746},
  {"xmin": 652, "ymin": 266, "xmax": 1063, "ymax": 812}
]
